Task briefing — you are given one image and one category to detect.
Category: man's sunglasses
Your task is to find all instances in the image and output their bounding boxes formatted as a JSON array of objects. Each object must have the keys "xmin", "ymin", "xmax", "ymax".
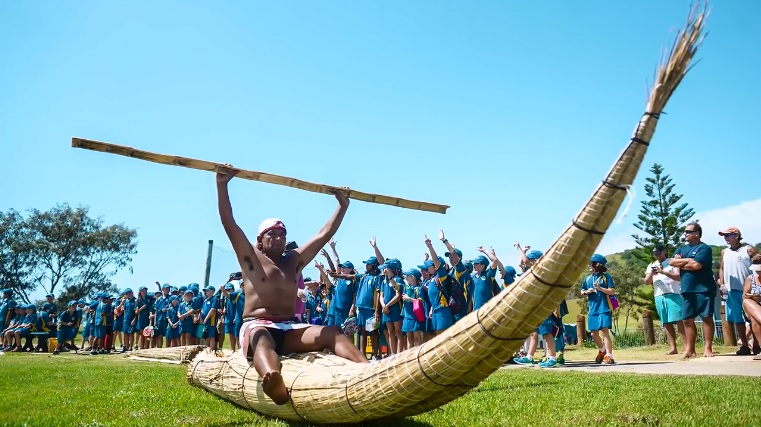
[{"xmin": 684, "ymin": 229, "xmax": 699, "ymax": 234}]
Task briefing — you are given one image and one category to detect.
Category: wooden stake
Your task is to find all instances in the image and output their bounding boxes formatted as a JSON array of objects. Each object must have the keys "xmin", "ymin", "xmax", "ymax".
[{"xmin": 71, "ymin": 138, "xmax": 449, "ymax": 214}]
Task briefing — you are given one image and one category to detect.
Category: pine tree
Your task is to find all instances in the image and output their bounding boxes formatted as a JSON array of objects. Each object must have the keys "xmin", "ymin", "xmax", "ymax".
[{"xmin": 631, "ymin": 163, "xmax": 695, "ymax": 263}]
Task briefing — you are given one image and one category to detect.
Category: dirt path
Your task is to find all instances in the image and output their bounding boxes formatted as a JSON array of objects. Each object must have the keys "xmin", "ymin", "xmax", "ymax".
[{"xmin": 502, "ymin": 354, "xmax": 761, "ymax": 377}]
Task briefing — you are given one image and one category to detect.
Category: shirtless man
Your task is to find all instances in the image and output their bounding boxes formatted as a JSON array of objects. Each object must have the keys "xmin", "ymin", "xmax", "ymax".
[{"xmin": 216, "ymin": 167, "xmax": 369, "ymax": 405}]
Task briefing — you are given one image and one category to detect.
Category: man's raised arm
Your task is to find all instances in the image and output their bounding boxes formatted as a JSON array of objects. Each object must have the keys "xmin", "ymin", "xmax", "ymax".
[
  {"xmin": 216, "ymin": 167, "xmax": 261, "ymax": 273},
  {"xmin": 295, "ymin": 189, "xmax": 350, "ymax": 268}
]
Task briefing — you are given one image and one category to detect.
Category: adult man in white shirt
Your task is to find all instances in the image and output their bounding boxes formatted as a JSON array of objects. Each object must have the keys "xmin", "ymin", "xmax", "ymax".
[
  {"xmin": 718, "ymin": 227, "xmax": 758, "ymax": 355},
  {"xmin": 645, "ymin": 245, "xmax": 686, "ymax": 355}
]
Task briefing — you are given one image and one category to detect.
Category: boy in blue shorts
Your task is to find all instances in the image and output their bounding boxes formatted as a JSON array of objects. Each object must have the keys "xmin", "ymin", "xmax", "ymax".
[
  {"xmin": 53, "ymin": 301, "xmax": 79, "ymax": 355},
  {"xmin": 201, "ymin": 285, "xmax": 219, "ymax": 350},
  {"xmin": 581, "ymin": 254, "xmax": 617, "ymax": 364}
]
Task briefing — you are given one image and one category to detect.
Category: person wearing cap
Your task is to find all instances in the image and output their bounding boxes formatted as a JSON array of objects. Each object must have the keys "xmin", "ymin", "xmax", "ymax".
[
  {"xmin": 379, "ymin": 259, "xmax": 405, "ymax": 355},
  {"xmin": 644, "ymin": 244, "xmax": 686, "ymax": 355},
  {"xmin": 670, "ymin": 221, "xmax": 716, "ymax": 358},
  {"xmin": 200, "ymin": 285, "xmax": 220, "ymax": 350},
  {"xmin": 222, "ymin": 282, "xmax": 243, "ymax": 351},
  {"xmin": 718, "ymin": 227, "xmax": 758, "ymax": 356},
  {"xmin": 121, "ymin": 289, "xmax": 136, "ymax": 352},
  {"xmin": 8, "ymin": 304, "xmax": 38, "ymax": 352},
  {"xmin": 134, "ymin": 287, "xmax": 151, "ymax": 349},
  {"xmin": 36, "ymin": 303, "xmax": 56, "ymax": 352},
  {"xmin": 165, "ymin": 295, "xmax": 181, "ymax": 347},
  {"xmin": 216, "ymin": 167, "xmax": 368, "ymax": 405},
  {"xmin": 79, "ymin": 300, "xmax": 92, "ymax": 351},
  {"xmin": 2, "ymin": 306, "xmax": 24, "ymax": 351},
  {"xmin": 178, "ymin": 290, "xmax": 196, "ymax": 346},
  {"xmin": 91, "ymin": 294, "xmax": 107, "ymax": 354},
  {"xmin": 511, "ymin": 248, "xmax": 562, "ymax": 368},
  {"xmin": 416, "ymin": 260, "xmax": 434, "ymax": 342},
  {"xmin": 579, "ymin": 253, "xmax": 616, "ymax": 364},
  {"xmin": 741, "ymin": 255, "xmax": 761, "ymax": 360},
  {"xmin": 471, "ymin": 249, "xmax": 501, "ymax": 311},
  {"xmin": 189, "ymin": 284, "xmax": 204, "ymax": 345},
  {"xmin": 439, "ymin": 230, "xmax": 473, "ymax": 322},
  {"xmin": 325, "ymin": 261, "xmax": 358, "ymax": 330},
  {"xmin": 151, "ymin": 283, "xmax": 171, "ymax": 349},
  {"xmin": 53, "ymin": 301, "xmax": 79, "ymax": 355},
  {"xmin": 0, "ymin": 289, "xmax": 17, "ymax": 347},
  {"xmin": 423, "ymin": 236, "xmax": 455, "ymax": 335},
  {"xmin": 401, "ymin": 268, "xmax": 424, "ymax": 348},
  {"xmin": 112, "ymin": 292, "xmax": 125, "ymax": 351},
  {"xmin": 44, "ymin": 293, "xmax": 59, "ymax": 317}
]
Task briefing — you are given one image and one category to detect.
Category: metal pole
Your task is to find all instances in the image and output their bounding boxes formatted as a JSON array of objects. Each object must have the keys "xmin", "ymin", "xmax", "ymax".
[{"xmin": 204, "ymin": 239, "xmax": 213, "ymax": 288}]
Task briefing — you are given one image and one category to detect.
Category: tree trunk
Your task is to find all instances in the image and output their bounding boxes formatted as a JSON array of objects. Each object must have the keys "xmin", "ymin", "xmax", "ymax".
[{"xmin": 642, "ymin": 309, "xmax": 656, "ymax": 346}]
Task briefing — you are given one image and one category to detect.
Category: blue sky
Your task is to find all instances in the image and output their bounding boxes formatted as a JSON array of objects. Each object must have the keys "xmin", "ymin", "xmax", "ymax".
[{"xmin": 2, "ymin": 1, "xmax": 759, "ymax": 299}]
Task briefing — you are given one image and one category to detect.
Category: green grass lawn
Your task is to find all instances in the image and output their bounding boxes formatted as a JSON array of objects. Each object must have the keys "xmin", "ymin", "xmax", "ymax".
[{"xmin": 0, "ymin": 351, "xmax": 755, "ymax": 427}]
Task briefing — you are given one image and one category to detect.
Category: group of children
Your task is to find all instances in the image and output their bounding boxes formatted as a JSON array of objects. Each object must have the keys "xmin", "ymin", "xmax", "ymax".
[
  {"xmin": 0, "ymin": 275, "xmax": 248, "ymax": 355},
  {"xmin": 0, "ymin": 233, "xmax": 618, "ymax": 366}
]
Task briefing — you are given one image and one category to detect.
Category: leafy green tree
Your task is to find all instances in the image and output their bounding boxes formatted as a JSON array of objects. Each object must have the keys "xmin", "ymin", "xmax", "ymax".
[
  {"xmin": 607, "ymin": 261, "xmax": 651, "ymax": 330},
  {"xmin": 0, "ymin": 204, "xmax": 138, "ymax": 304},
  {"xmin": 631, "ymin": 163, "xmax": 695, "ymax": 263}
]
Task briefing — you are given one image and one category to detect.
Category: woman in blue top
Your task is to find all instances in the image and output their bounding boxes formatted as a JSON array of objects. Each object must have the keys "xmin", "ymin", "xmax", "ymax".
[
  {"xmin": 401, "ymin": 269, "xmax": 424, "ymax": 348},
  {"xmin": 581, "ymin": 253, "xmax": 617, "ymax": 365},
  {"xmin": 134, "ymin": 287, "xmax": 151, "ymax": 350},
  {"xmin": 121, "ymin": 289, "xmax": 136, "ymax": 351},
  {"xmin": 380, "ymin": 259, "xmax": 404, "ymax": 355}
]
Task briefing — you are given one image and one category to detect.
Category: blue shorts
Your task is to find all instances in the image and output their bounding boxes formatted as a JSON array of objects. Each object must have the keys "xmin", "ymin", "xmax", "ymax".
[
  {"xmin": 82, "ymin": 324, "xmax": 91, "ymax": 338},
  {"xmin": 154, "ymin": 320, "xmax": 167, "ymax": 336},
  {"xmin": 93, "ymin": 325, "xmax": 106, "ymax": 339},
  {"xmin": 333, "ymin": 309, "xmax": 350, "ymax": 330},
  {"xmin": 165, "ymin": 325, "xmax": 180, "ymax": 340},
  {"xmin": 382, "ymin": 305, "xmax": 401, "ymax": 323},
  {"xmin": 587, "ymin": 312, "xmax": 612, "ymax": 332},
  {"xmin": 356, "ymin": 307, "xmax": 375, "ymax": 329},
  {"xmin": 725, "ymin": 290, "xmax": 745, "ymax": 324},
  {"xmin": 122, "ymin": 321, "xmax": 135, "ymax": 334},
  {"xmin": 202, "ymin": 324, "xmax": 216, "ymax": 339},
  {"xmin": 402, "ymin": 316, "xmax": 423, "ymax": 333},
  {"xmin": 431, "ymin": 307, "xmax": 453, "ymax": 331},
  {"xmin": 655, "ymin": 293, "xmax": 684, "ymax": 324},
  {"xmin": 57, "ymin": 327, "xmax": 76, "ymax": 341},
  {"xmin": 14, "ymin": 327, "xmax": 31, "ymax": 336},
  {"xmin": 113, "ymin": 318, "xmax": 123, "ymax": 332},
  {"xmin": 535, "ymin": 316, "xmax": 555, "ymax": 336},
  {"xmin": 682, "ymin": 292, "xmax": 714, "ymax": 320}
]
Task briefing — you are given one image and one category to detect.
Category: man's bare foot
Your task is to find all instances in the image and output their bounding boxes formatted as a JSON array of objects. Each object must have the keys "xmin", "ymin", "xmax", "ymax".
[
  {"xmin": 703, "ymin": 350, "xmax": 715, "ymax": 357},
  {"xmin": 666, "ymin": 349, "xmax": 679, "ymax": 355},
  {"xmin": 681, "ymin": 352, "xmax": 697, "ymax": 360},
  {"xmin": 262, "ymin": 371, "xmax": 289, "ymax": 405}
]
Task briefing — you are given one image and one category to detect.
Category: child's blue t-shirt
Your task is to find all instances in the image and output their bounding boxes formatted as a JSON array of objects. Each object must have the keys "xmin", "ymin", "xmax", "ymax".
[
  {"xmin": 354, "ymin": 273, "xmax": 382, "ymax": 310},
  {"xmin": 472, "ymin": 267, "xmax": 498, "ymax": 310},
  {"xmin": 581, "ymin": 273, "xmax": 615, "ymax": 315},
  {"xmin": 331, "ymin": 278, "xmax": 357, "ymax": 312}
]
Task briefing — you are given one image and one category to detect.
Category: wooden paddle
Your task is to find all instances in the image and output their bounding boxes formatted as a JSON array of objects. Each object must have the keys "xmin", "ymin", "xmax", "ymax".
[{"xmin": 72, "ymin": 137, "xmax": 449, "ymax": 214}]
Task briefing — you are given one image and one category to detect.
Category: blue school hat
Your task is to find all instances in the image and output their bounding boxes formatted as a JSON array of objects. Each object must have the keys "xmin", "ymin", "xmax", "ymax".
[
  {"xmin": 381, "ymin": 259, "xmax": 402, "ymax": 271},
  {"xmin": 26, "ymin": 304, "xmax": 37, "ymax": 310},
  {"xmin": 224, "ymin": 283, "xmax": 234, "ymax": 290},
  {"xmin": 161, "ymin": 283, "xmax": 170, "ymax": 289},
  {"xmin": 184, "ymin": 290, "xmax": 194, "ymax": 296},
  {"xmin": 179, "ymin": 285, "xmax": 188, "ymax": 292},
  {"xmin": 417, "ymin": 259, "xmax": 434, "ymax": 270},
  {"xmin": 124, "ymin": 288, "xmax": 133, "ymax": 294},
  {"xmin": 77, "ymin": 299, "xmax": 86, "ymax": 304},
  {"xmin": 526, "ymin": 250, "xmax": 543, "ymax": 260},
  {"xmin": 41, "ymin": 302, "xmax": 53, "ymax": 311},
  {"xmin": 339, "ymin": 261, "xmax": 355, "ymax": 270},
  {"xmin": 444, "ymin": 248, "xmax": 462, "ymax": 258},
  {"xmin": 68, "ymin": 300, "xmax": 77, "ymax": 307},
  {"xmin": 403, "ymin": 269, "xmax": 422, "ymax": 280},
  {"xmin": 590, "ymin": 254, "xmax": 607, "ymax": 265},
  {"xmin": 45, "ymin": 293, "xmax": 54, "ymax": 298},
  {"xmin": 472, "ymin": 255, "xmax": 489, "ymax": 266},
  {"xmin": 204, "ymin": 285, "xmax": 216, "ymax": 292},
  {"xmin": 139, "ymin": 286, "xmax": 148, "ymax": 291},
  {"xmin": 167, "ymin": 295, "xmax": 178, "ymax": 303},
  {"xmin": 363, "ymin": 256, "xmax": 379, "ymax": 266}
]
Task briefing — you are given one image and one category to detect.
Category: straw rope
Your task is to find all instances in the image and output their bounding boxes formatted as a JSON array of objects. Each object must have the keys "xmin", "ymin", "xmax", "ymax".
[
  {"xmin": 184, "ymin": 4, "xmax": 706, "ymax": 423},
  {"xmin": 70, "ymin": 138, "xmax": 449, "ymax": 214}
]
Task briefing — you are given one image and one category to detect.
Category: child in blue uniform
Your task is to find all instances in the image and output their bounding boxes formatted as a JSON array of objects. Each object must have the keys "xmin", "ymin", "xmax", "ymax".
[
  {"xmin": 423, "ymin": 239, "xmax": 455, "ymax": 336},
  {"xmin": 135, "ymin": 287, "xmax": 151, "ymax": 349},
  {"xmin": 326, "ymin": 261, "xmax": 357, "ymax": 329},
  {"xmin": 113, "ymin": 292, "xmax": 125, "ymax": 351},
  {"xmin": 581, "ymin": 253, "xmax": 617, "ymax": 364},
  {"xmin": 470, "ymin": 253, "xmax": 500, "ymax": 311},
  {"xmin": 152, "ymin": 283, "xmax": 171, "ymax": 348},
  {"xmin": 165, "ymin": 296, "xmax": 181, "ymax": 347},
  {"xmin": 201, "ymin": 286, "xmax": 219, "ymax": 350},
  {"xmin": 222, "ymin": 283, "xmax": 242, "ymax": 351},
  {"xmin": 121, "ymin": 289, "xmax": 136, "ymax": 351},
  {"xmin": 380, "ymin": 259, "xmax": 404, "ymax": 355},
  {"xmin": 401, "ymin": 269, "xmax": 424, "ymax": 348},
  {"xmin": 178, "ymin": 290, "xmax": 195, "ymax": 346},
  {"xmin": 53, "ymin": 301, "xmax": 79, "ymax": 355}
]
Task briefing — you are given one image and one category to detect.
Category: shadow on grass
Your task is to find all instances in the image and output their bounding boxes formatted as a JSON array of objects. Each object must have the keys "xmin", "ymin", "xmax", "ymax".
[
  {"xmin": 561, "ymin": 361, "xmax": 672, "ymax": 367},
  {"xmin": 204, "ymin": 417, "xmax": 434, "ymax": 427}
]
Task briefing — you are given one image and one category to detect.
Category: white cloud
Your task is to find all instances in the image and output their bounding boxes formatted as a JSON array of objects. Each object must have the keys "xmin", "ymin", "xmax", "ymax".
[
  {"xmin": 595, "ymin": 198, "xmax": 761, "ymax": 255},
  {"xmin": 695, "ymin": 198, "xmax": 761, "ymax": 246}
]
